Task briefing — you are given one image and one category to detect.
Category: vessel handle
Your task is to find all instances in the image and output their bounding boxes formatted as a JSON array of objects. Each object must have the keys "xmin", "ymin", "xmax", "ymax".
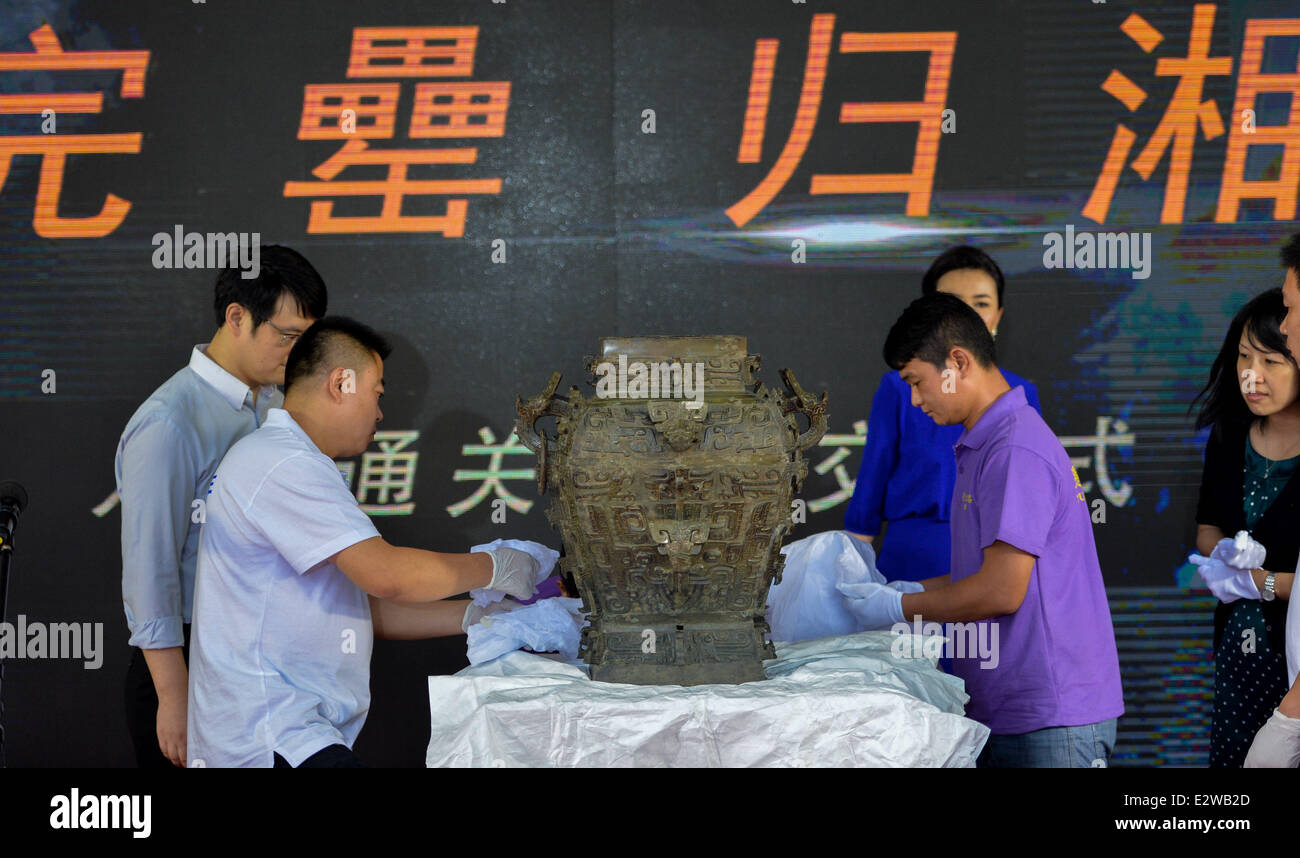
[
  {"xmin": 514, "ymin": 372, "xmax": 565, "ymax": 494},
  {"xmin": 779, "ymin": 368, "xmax": 829, "ymax": 452}
]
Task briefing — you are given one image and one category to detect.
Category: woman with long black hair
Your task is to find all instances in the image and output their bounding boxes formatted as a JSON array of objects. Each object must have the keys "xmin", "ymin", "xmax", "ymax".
[{"xmin": 1191, "ymin": 287, "xmax": 1300, "ymax": 767}]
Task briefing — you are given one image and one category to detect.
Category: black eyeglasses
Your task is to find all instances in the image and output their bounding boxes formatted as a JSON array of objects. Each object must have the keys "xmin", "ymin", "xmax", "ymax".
[{"xmin": 264, "ymin": 320, "xmax": 304, "ymax": 347}]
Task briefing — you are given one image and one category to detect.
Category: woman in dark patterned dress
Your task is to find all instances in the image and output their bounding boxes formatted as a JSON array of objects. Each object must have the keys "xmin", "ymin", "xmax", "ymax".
[{"xmin": 1192, "ymin": 288, "xmax": 1300, "ymax": 767}]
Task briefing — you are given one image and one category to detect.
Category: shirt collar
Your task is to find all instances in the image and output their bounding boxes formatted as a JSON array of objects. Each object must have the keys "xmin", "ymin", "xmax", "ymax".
[
  {"xmin": 189, "ymin": 344, "xmax": 277, "ymax": 413},
  {"xmin": 955, "ymin": 385, "xmax": 1027, "ymax": 452},
  {"xmin": 265, "ymin": 407, "xmax": 295, "ymax": 430},
  {"xmin": 265, "ymin": 408, "xmax": 320, "ymax": 452}
]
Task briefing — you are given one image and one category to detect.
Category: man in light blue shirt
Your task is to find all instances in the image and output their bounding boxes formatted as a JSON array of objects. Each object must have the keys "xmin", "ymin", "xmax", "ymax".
[
  {"xmin": 187, "ymin": 317, "xmax": 540, "ymax": 768},
  {"xmin": 116, "ymin": 246, "xmax": 328, "ymax": 767}
]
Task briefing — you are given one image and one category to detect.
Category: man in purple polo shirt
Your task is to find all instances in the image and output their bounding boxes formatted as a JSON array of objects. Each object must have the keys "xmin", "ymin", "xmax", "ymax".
[{"xmin": 847, "ymin": 293, "xmax": 1124, "ymax": 767}]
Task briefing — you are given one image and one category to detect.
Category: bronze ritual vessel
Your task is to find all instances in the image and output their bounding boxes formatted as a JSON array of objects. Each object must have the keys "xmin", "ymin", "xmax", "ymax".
[{"xmin": 515, "ymin": 336, "xmax": 827, "ymax": 685}]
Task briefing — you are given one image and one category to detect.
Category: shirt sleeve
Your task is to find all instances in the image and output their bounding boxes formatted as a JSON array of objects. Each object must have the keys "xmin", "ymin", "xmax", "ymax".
[
  {"xmin": 1023, "ymin": 381, "xmax": 1042, "ymax": 416},
  {"xmin": 245, "ymin": 453, "xmax": 380, "ymax": 575},
  {"xmin": 118, "ymin": 415, "xmax": 195, "ymax": 649},
  {"xmin": 844, "ymin": 376, "xmax": 901, "ymax": 536},
  {"xmin": 974, "ymin": 445, "xmax": 1060, "ymax": 557}
]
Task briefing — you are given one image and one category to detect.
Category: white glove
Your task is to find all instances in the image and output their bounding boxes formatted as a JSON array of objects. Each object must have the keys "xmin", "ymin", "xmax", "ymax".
[
  {"xmin": 887, "ymin": 580, "xmax": 925, "ymax": 594},
  {"xmin": 1210, "ymin": 531, "xmax": 1266, "ymax": 571},
  {"xmin": 1243, "ymin": 707, "xmax": 1300, "ymax": 768},
  {"xmin": 1208, "ymin": 570, "xmax": 1262, "ymax": 603},
  {"xmin": 469, "ymin": 539, "xmax": 558, "ymax": 607},
  {"xmin": 483, "ymin": 547, "xmax": 541, "ymax": 601},
  {"xmin": 1188, "ymin": 553, "xmax": 1260, "ymax": 602},
  {"xmin": 838, "ymin": 580, "xmax": 905, "ymax": 630}
]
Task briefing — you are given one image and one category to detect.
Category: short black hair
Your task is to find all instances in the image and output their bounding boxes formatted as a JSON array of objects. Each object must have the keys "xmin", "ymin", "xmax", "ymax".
[
  {"xmin": 1191, "ymin": 287, "xmax": 1294, "ymax": 438},
  {"xmin": 1281, "ymin": 233, "xmax": 1300, "ymax": 275},
  {"xmin": 284, "ymin": 316, "xmax": 392, "ymax": 394},
  {"xmin": 921, "ymin": 245, "xmax": 1006, "ymax": 307},
  {"xmin": 213, "ymin": 244, "xmax": 328, "ymax": 328},
  {"xmin": 884, "ymin": 292, "xmax": 998, "ymax": 372}
]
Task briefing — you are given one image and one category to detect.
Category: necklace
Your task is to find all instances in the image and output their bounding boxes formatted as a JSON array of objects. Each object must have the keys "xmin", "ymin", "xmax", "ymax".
[{"xmin": 1256, "ymin": 419, "xmax": 1300, "ymax": 477}]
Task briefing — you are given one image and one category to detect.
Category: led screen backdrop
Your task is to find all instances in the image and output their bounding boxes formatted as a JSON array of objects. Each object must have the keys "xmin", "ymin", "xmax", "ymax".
[{"xmin": 2, "ymin": 0, "xmax": 1298, "ymax": 765}]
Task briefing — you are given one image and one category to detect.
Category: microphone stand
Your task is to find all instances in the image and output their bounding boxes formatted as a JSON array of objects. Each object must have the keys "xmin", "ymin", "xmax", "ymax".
[
  {"xmin": 0, "ymin": 481, "xmax": 27, "ymax": 769},
  {"xmin": 0, "ymin": 522, "xmax": 12, "ymax": 768}
]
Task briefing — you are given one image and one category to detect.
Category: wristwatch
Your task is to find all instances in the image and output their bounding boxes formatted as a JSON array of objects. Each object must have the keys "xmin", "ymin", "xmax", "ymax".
[{"xmin": 1262, "ymin": 571, "xmax": 1277, "ymax": 602}]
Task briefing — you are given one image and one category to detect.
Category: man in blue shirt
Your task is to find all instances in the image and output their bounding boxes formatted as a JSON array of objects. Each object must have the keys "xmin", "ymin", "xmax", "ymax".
[{"xmin": 116, "ymin": 246, "xmax": 327, "ymax": 767}]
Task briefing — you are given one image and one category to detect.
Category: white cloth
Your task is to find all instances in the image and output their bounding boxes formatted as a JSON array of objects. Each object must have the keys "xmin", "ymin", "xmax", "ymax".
[
  {"xmin": 426, "ymin": 631, "xmax": 989, "ymax": 767},
  {"xmin": 188, "ymin": 408, "xmax": 379, "ymax": 768},
  {"xmin": 766, "ymin": 531, "xmax": 887, "ymax": 642},
  {"xmin": 1243, "ymin": 708, "xmax": 1300, "ymax": 768},
  {"xmin": 465, "ymin": 597, "xmax": 586, "ymax": 664}
]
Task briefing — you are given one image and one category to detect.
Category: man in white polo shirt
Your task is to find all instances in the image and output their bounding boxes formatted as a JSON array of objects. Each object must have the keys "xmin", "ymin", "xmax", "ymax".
[
  {"xmin": 117, "ymin": 245, "xmax": 327, "ymax": 767},
  {"xmin": 187, "ymin": 316, "xmax": 539, "ymax": 768}
]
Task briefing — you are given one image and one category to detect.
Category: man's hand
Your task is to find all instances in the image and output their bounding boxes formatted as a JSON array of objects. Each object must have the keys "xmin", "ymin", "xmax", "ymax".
[
  {"xmin": 155, "ymin": 688, "xmax": 187, "ymax": 767},
  {"xmin": 461, "ymin": 597, "xmax": 527, "ymax": 633},
  {"xmin": 461, "ymin": 576, "xmax": 568, "ymax": 631},
  {"xmin": 887, "ymin": 541, "xmax": 1031, "ymax": 624},
  {"xmin": 838, "ymin": 580, "xmax": 905, "ymax": 630},
  {"xmin": 484, "ymin": 547, "xmax": 541, "ymax": 601},
  {"xmin": 142, "ymin": 646, "xmax": 187, "ymax": 767}
]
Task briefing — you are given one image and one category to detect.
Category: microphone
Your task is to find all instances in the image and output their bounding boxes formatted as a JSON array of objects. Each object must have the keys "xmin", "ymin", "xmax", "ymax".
[{"xmin": 0, "ymin": 481, "xmax": 27, "ymax": 552}]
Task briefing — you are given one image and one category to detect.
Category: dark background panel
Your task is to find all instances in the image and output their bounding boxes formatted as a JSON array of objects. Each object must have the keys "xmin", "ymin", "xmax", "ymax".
[{"xmin": 1, "ymin": 0, "xmax": 1297, "ymax": 765}]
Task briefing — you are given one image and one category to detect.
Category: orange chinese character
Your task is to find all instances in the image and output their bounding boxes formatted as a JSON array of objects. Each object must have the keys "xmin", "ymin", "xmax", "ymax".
[
  {"xmin": 727, "ymin": 14, "xmax": 956, "ymax": 227},
  {"xmin": 1083, "ymin": 5, "xmax": 1231, "ymax": 225},
  {"xmin": 409, "ymin": 82, "xmax": 510, "ymax": 138},
  {"xmin": 0, "ymin": 24, "xmax": 149, "ymax": 238},
  {"xmin": 297, "ymin": 84, "xmax": 400, "ymax": 139},
  {"xmin": 282, "ymin": 138, "xmax": 501, "ymax": 235},
  {"xmin": 346, "ymin": 27, "xmax": 477, "ymax": 78},
  {"xmin": 1216, "ymin": 18, "xmax": 1300, "ymax": 222}
]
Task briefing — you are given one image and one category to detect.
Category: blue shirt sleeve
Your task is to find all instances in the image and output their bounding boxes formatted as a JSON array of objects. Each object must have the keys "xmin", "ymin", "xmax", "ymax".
[
  {"xmin": 117, "ymin": 414, "xmax": 196, "ymax": 649},
  {"xmin": 844, "ymin": 374, "xmax": 901, "ymax": 536},
  {"xmin": 1023, "ymin": 380, "xmax": 1042, "ymax": 415},
  {"xmin": 1001, "ymin": 368, "xmax": 1041, "ymax": 416}
]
